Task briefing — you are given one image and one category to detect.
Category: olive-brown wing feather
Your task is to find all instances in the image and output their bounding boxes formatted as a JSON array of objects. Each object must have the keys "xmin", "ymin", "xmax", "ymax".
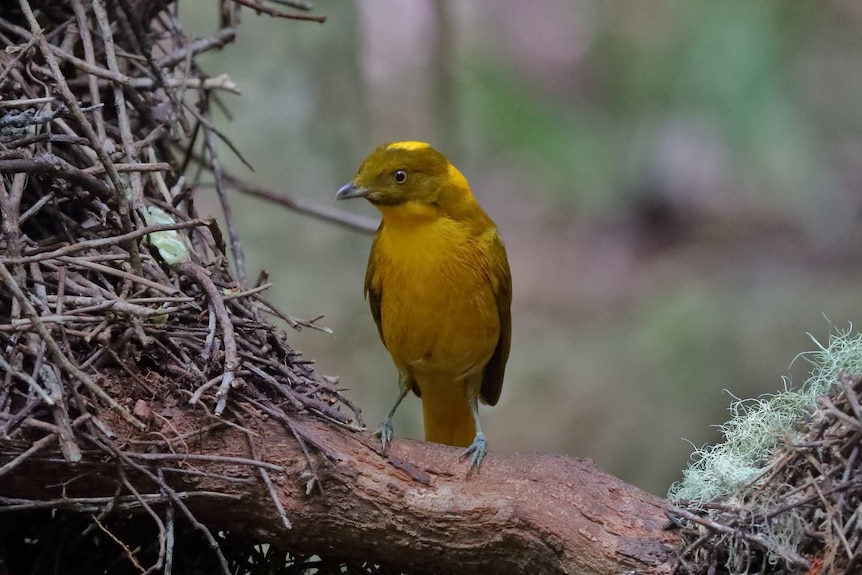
[
  {"xmin": 364, "ymin": 228, "xmax": 386, "ymax": 346},
  {"xmin": 480, "ymin": 230, "xmax": 512, "ymax": 406}
]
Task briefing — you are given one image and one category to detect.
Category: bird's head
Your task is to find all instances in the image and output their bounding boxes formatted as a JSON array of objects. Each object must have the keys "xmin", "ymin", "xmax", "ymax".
[{"xmin": 336, "ymin": 141, "xmax": 476, "ymax": 220}]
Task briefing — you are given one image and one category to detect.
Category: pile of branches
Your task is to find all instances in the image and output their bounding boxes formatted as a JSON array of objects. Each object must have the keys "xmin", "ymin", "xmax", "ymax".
[
  {"xmin": 0, "ymin": 0, "xmax": 366, "ymax": 573},
  {"xmin": 672, "ymin": 373, "xmax": 862, "ymax": 575}
]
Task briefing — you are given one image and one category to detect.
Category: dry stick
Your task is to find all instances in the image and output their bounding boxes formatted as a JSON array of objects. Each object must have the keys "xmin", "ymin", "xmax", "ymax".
[
  {"xmin": 0, "ymin": 155, "xmax": 113, "ymax": 199},
  {"xmin": 201, "ymin": 111, "xmax": 247, "ymax": 284},
  {"xmin": 114, "ymin": 0, "xmax": 188, "ymax": 138},
  {"xmin": 188, "ymin": 374, "xmax": 222, "ymax": 406},
  {"xmin": 40, "ymin": 295, "xmax": 187, "ymax": 318},
  {"xmin": 243, "ymin": 361, "xmax": 356, "ymax": 427},
  {"xmin": 120, "ymin": 468, "xmax": 167, "ymax": 575},
  {"xmin": 231, "ymin": 0, "xmax": 326, "ymax": 22},
  {"xmin": 0, "ymin": 96, "xmax": 56, "ymax": 107},
  {"xmin": 0, "ymin": 18, "xmax": 129, "ymax": 84},
  {"xmin": 238, "ymin": 412, "xmax": 292, "ymax": 529},
  {"xmin": 118, "ymin": 450, "xmax": 284, "ymax": 473},
  {"xmin": 839, "ymin": 372, "xmax": 862, "ymax": 423},
  {"xmin": 200, "ymin": 306, "xmax": 217, "ymax": 359},
  {"xmin": 0, "ymin": 261, "xmax": 145, "ymax": 429},
  {"xmin": 35, "ymin": 353, "xmax": 83, "ymax": 463},
  {"xmin": 0, "ymin": 412, "xmax": 61, "ymax": 433},
  {"xmin": 126, "ymin": 421, "xmax": 227, "ymax": 446},
  {"xmin": 114, "ymin": 74, "xmax": 240, "ymax": 93},
  {"xmin": 0, "ymin": 26, "xmax": 41, "ymax": 85},
  {"xmin": 57, "ymin": 256, "xmax": 178, "ymax": 295},
  {"xmin": 183, "ymin": 101, "xmax": 253, "ymax": 170},
  {"xmin": 0, "ymin": 173, "xmax": 26, "ymax": 277},
  {"xmin": 90, "ymin": 514, "xmax": 147, "ymax": 573},
  {"xmin": 69, "ymin": 0, "xmax": 106, "ymax": 141},
  {"xmin": 227, "ymin": 170, "xmax": 378, "ymax": 235},
  {"xmin": 267, "ymin": 0, "xmax": 313, "ymax": 11},
  {"xmin": 86, "ymin": 433, "xmax": 232, "ymax": 575},
  {"xmin": 0, "ymin": 433, "xmax": 57, "ymax": 478},
  {"xmin": 159, "ymin": 466, "xmax": 257, "ymax": 484},
  {"xmin": 154, "ymin": 468, "xmax": 175, "ymax": 575},
  {"xmin": 2, "ymin": 219, "xmax": 206, "ymax": 264},
  {"xmin": 17, "ymin": 0, "xmax": 141, "ymax": 273},
  {"xmin": 155, "ymin": 27, "xmax": 236, "ymax": 69},
  {"xmin": 91, "ymin": 0, "xmax": 142, "ymax": 204},
  {"xmin": 222, "ymin": 282, "xmax": 272, "ymax": 300},
  {"xmin": 0, "ymin": 491, "xmax": 239, "ymax": 512},
  {"xmin": 82, "ymin": 161, "xmax": 171, "ymax": 175},
  {"xmin": 180, "ymin": 261, "xmax": 239, "ymax": 416},
  {"xmin": 670, "ymin": 506, "xmax": 811, "ymax": 569},
  {"xmin": 18, "ymin": 191, "xmax": 53, "ymax": 224},
  {"xmin": 819, "ymin": 395, "xmax": 862, "ymax": 431}
]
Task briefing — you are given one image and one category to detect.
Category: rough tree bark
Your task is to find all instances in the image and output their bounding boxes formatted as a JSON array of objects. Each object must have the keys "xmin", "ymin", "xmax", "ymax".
[{"xmin": 2, "ymin": 413, "xmax": 677, "ymax": 575}]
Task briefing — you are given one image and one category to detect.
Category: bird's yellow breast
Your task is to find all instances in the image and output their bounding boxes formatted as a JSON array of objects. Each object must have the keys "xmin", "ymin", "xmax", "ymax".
[{"xmin": 372, "ymin": 205, "xmax": 500, "ymax": 380}]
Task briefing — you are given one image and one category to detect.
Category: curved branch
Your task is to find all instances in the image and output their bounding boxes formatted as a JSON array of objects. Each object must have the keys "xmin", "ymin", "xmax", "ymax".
[{"xmin": 0, "ymin": 414, "xmax": 678, "ymax": 575}]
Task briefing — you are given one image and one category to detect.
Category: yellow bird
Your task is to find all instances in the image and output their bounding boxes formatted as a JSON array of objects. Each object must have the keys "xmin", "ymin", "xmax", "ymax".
[{"xmin": 336, "ymin": 141, "xmax": 512, "ymax": 472}]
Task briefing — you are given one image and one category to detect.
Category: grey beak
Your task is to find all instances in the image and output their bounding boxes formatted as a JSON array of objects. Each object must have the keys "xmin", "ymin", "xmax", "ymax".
[{"xmin": 335, "ymin": 182, "xmax": 369, "ymax": 200}]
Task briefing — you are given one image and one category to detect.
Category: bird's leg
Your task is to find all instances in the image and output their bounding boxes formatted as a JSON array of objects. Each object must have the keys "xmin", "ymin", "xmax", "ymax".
[
  {"xmin": 373, "ymin": 383, "xmax": 409, "ymax": 453},
  {"xmin": 459, "ymin": 397, "xmax": 487, "ymax": 476}
]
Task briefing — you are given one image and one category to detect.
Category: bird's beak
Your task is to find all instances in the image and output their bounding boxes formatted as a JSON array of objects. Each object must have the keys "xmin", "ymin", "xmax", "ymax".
[{"xmin": 335, "ymin": 182, "xmax": 370, "ymax": 200}]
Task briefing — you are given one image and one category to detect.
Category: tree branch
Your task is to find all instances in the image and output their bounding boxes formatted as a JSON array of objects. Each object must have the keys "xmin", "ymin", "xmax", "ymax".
[{"xmin": 0, "ymin": 414, "xmax": 677, "ymax": 575}]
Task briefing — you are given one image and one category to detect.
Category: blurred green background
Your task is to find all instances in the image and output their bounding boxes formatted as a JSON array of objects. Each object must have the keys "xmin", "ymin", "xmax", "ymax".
[{"xmin": 180, "ymin": 0, "xmax": 862, "ymax": 495}]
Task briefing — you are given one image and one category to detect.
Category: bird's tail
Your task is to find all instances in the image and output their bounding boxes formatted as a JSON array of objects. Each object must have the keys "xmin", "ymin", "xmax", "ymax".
[{"xmin": 420, "ymin": 376, "xmax": 476, "ymax": 448}]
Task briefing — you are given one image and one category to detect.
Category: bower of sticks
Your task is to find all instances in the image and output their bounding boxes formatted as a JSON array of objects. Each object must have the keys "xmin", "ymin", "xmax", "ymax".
[
  {"xmin": 670, "ymin": 374, "xmax": 862, "ymax": 575},
  {"xmin": 0, "ymin": 1, "xmax": 375, "ymax": 573}
]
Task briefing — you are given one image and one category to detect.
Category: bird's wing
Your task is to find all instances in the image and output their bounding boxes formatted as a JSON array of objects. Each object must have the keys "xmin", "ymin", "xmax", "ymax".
[
  {"xmin": 364, "ymin": 225, "xmax": 386, "ymax": 347},
  {"xmin": 480, "ymin": 229, "xmax": 512, "ymax": 406}
]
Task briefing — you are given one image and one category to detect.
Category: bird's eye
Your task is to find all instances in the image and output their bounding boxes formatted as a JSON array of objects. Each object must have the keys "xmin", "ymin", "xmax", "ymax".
[{"xmin": 393, "ymin": 170, "xmax": 407, "ymax": 184}]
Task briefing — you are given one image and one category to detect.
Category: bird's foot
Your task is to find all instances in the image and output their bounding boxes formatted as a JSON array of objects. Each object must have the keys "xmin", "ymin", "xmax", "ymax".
[
  {"xmin": 459, "ymin": 432, "xmax": 487, "ymax": 477},
  {"xmin": 372, "ymin": 418, "xmax": 394, "ymax": 453}
]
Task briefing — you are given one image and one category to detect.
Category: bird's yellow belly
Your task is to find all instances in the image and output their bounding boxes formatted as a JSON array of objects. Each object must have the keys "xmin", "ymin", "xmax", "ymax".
[{"xmin": 378, "ymin": 246, "xmax": 499, "ymax": 381}]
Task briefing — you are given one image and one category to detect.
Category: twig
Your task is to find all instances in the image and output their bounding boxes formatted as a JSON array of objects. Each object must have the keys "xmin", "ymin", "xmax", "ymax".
[
  {"xmin": 87, "ymin": 433, "xmax": 232, "ymax": 575},
  {"xmin": 154, "ymin": 468, "xmax": 175, "ymax": 575},
  {"xmin": 0, "ymin": 433, "xmax": 57, "ymax": 478},
  {"xmin": 70, "ymin": 0, "xmax": 106, "ymax": 141},
  {"xmin": 119, "ymin": 450, "xmax": 284, "ymax": 473},
  {"xmin": 0, "ymin": 340, "xmax": 54, "ymax": 404},
  {"xmin": 200, "ymin": 107, "xmax": 247, "ymax": 284},
  {"xmin": 82, "ymin": 161, "xmax": 171, "ymax": 175},
  {"xmin": 0, "ymin": 491, "xmax": 240, "ymax": 512},
  {"xmin": 155, "ymin": 28, "xmax": 236, "ymax": 69},
  {"xmin": 0, "ymin": 27, "xmax": 42, "ymax": 85},
  {"xmin": 179, "ymin": 262, "xmax": 239, "ymax": 416},
  {"xmin": 0, "ymin": 106, "xmax": 67, "ymax": 130},
  {"xmin": 91, "ymin": 0, "xmax": 143, "ymax": 203},
  {"xmin": 0, "ymin": 261, "xmax": 145, "ymax": 429},
  {"xmin": 1, "ymin": 219, "xmax": 206, "ymax": 264},
  {"xmin": 0, "ymin": 154, "xmax": 113, "ymax": 199},
  {"xmin": 239, "ymin": 413, "xmax": 291, "ymax": 529},
  {"xmin": 231, "ymin": 0, "xmax": 326, "ymax": 22},
  {"xmin": 17, "ymin": 0, "xmax": 141, "ymax": 272},
  {"xmin": 57, "ymin": 256, "xmax": 179, "ymax": 295},
  {"xmin": 91, "ymin": 514, "xmax": 147, "ymax": 573},
  {"xmin": 0, "ymin": 17, "xmax": 129, "ymax": 83},
  {"xmin": 188, "ymin": 374, "xmax": 222, "ymax": 405},
  {"xmin": 670, "ymin": 506, "xmax": 811, "ymax": 569},
  {"xmin": 121, "ymin": 467, "xmax": 167, "ymax": 575},
  {"xmin": 225, "ymin": 169, "xmax": 378, "ymax": 234}
]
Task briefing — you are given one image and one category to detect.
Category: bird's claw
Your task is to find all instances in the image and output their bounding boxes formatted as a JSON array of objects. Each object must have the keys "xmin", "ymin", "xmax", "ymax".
[
  {"xmin": 459, "ymin": 432, "xmax": 487, "ymax": 477},
  {"xmin": 372, "ymin": 418, "xmax": 394, "ymax": 453}
]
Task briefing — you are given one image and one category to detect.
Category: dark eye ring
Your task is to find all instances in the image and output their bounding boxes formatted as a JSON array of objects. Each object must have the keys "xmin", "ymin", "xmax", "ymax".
[{"xmin": 394, "ymin": 170, "xmax": 407, "ymax": 184}]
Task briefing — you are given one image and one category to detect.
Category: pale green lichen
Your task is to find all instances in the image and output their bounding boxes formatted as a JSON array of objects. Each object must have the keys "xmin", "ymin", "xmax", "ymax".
[
  {"xmin": 143, "ymin": 206, "xmax": 188, "ymax": 265},
  {"xmin": 668, "ymin": 324, "xmax": 862, "ymax": 504}
]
